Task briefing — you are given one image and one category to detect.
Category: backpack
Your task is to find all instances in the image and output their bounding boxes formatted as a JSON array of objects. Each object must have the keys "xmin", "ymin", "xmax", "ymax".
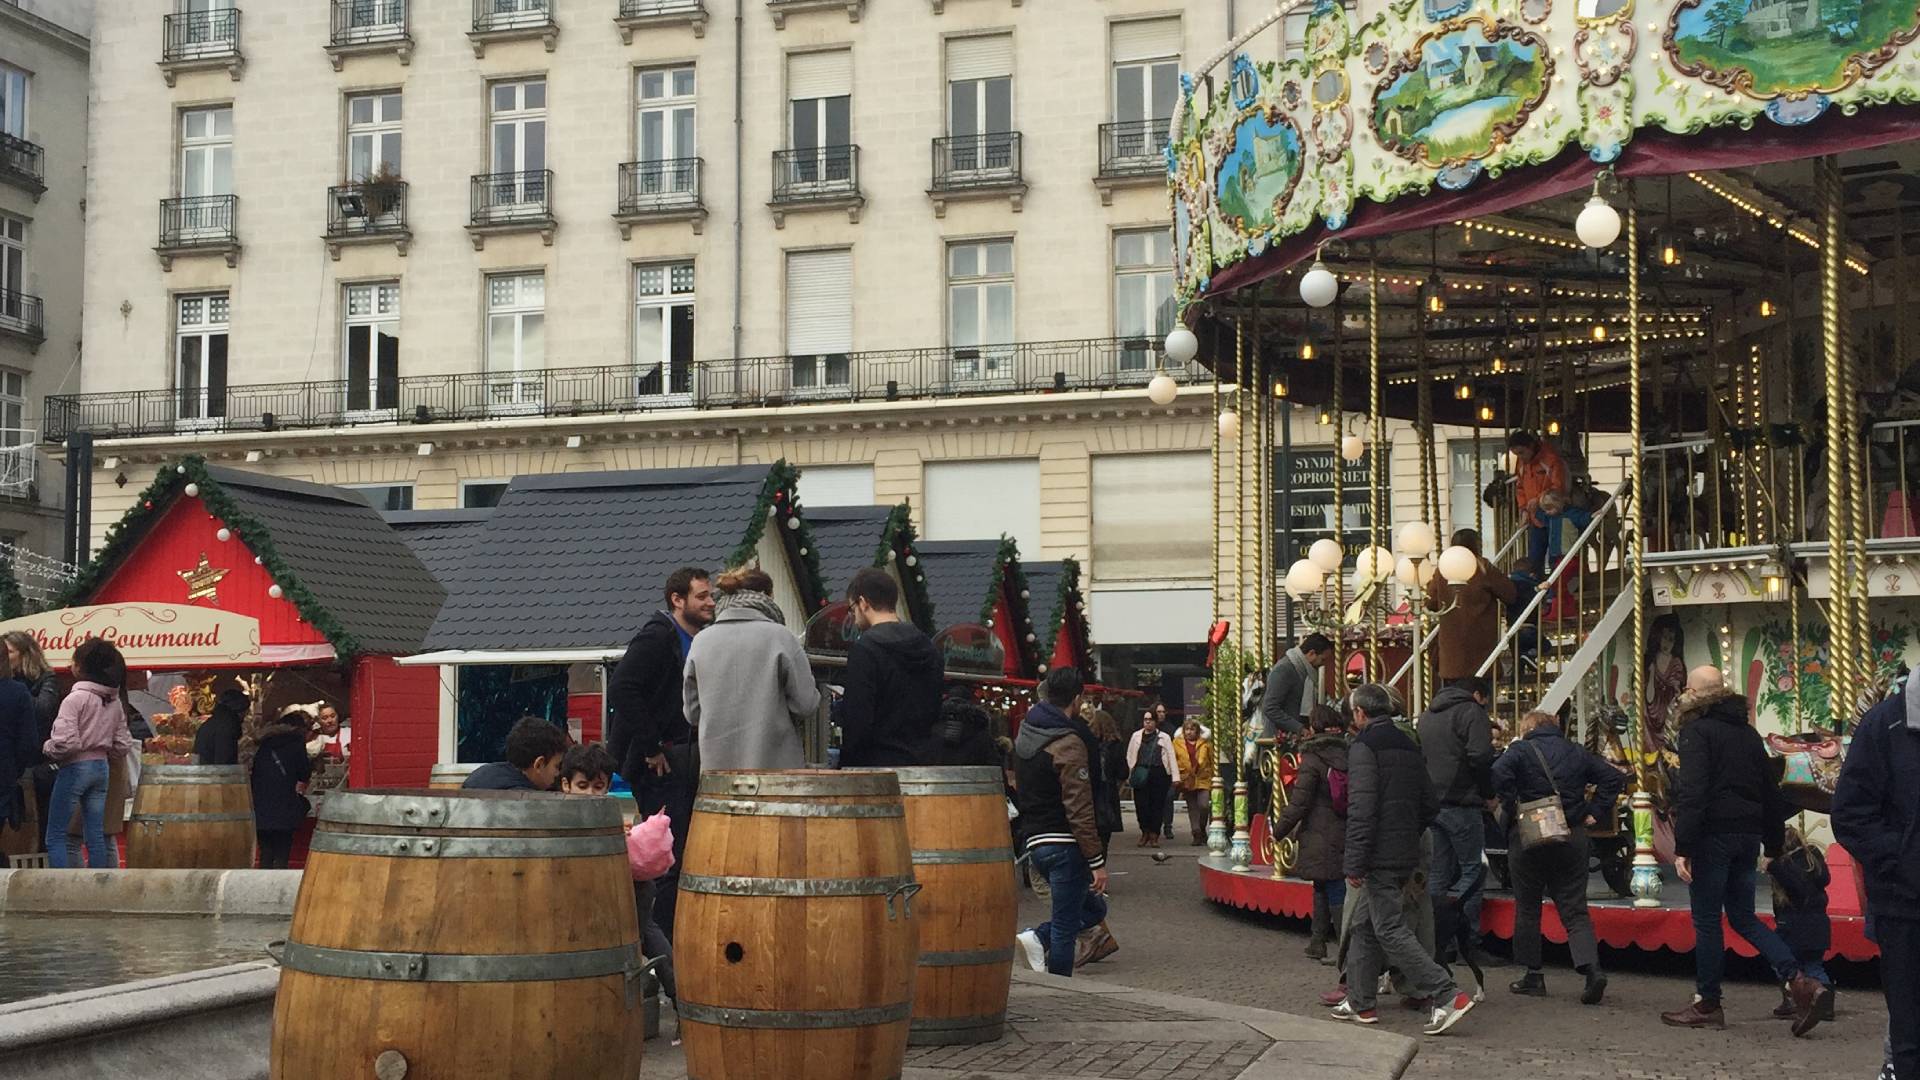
[{"xmin": 1327, "ymin": 766, "xmax": 1350, "ymax": 816}]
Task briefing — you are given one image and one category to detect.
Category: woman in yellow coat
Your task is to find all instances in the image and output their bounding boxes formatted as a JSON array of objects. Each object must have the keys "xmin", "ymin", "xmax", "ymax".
[{"xmin": 1172, "ymin": 716, "xmax": 1217, "ymax": 845}]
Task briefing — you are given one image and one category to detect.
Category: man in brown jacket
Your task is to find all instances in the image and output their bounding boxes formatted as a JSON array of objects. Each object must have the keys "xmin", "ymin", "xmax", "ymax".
[
  {"xmin": 1427, "ymin": 529, "xmax": 1518, "ymax": 683},
  {"xmin": 1013, "ymin": 667, "xmax": 1110, "ymax": 976}
]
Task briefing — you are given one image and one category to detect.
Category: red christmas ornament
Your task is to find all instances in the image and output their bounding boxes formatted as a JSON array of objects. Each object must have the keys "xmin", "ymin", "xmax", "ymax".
[{"xmin": 143, "ymin": 501, "xmax": 153, "ymax": 509}]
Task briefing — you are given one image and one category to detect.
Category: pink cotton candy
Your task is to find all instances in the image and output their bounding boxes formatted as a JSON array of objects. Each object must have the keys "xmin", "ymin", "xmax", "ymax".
[{"xmin": 627, "ymin": 812, "xmax": 676, "ymax": 881}]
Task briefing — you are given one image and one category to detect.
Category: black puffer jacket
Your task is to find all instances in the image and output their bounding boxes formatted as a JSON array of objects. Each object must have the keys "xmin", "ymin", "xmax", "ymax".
[
  {"xmin": 1673, "ymin": 690, "xmax": 1785, "ymax": 858},
  {"xmin": 1417, "ymin": 685, "xmax": 1495, "ymax": 807},
  {"xmin": 606, "ymin": 612, "xmax": 692, "ymax": 783},
  {"xmin": 1344, "ymin": 716, "xmax": 1439, "ymax": 877}
]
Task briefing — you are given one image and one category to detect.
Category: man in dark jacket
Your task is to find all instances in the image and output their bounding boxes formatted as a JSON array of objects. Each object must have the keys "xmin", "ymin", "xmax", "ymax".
[
  {"xmin": 1339, "ymin": 683, "xmax": 1475, "ymax": 1035},
  {"xmin": 1418, "ymin": 676, "xmax": 1496, "ymax": 965},
  {"xmin": 463, "ymin": 716, "xmax": 569, "ymax": 791},
  {"xmin": 1492, "ymin": 711, "xmax": 1623, "ymax": 1003},
  {"xmin": 1661, "ymin": 683, "xmax": 1829, "ymax": 1034},
  {"xmin": 606, "ymin": 567, "xmax": 713, "ymax": 937},
  {"xmin": 193, "ymin": 687, "xmax": 249, "ymax": 766},
  {"xmin": 0, "ymin": 657, "xmax": 35, "ymax": 866},
  {"xmin": 1833, "ymin": 675, "xmax": 1920, "ymax": 1078},
  {"xmin": 1012, "ymin": 667, "xmax": 1109, "ymax": 977},
  {"xmin": 838, "ymin": 568, "xmax": 945, "ymax": 767},
  {"xmin": 1261, "ymin": 633, "xmax": 1334, "ymax": 739}
]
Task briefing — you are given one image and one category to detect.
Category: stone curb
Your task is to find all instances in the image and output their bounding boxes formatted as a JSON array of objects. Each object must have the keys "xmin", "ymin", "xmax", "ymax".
[
  {"xmin": 0, "ymin": 962, "xmax": 278, "ymax": 1080},
  {"xmin": 0, "ymin": 869, "xmax": 301, "ymax": 917}
]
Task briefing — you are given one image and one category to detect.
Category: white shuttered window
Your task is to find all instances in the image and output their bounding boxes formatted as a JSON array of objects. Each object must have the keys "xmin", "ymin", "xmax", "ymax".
[
  {"xmin": 787, "ymin": 250, "xmax": 852, "ymax": 389},
  {"xmin": 788, "ymin": 49, "xmax": 852, "ymax": 99},
  {"xmin": 1110, "ymin": 18, "xmax": 1181, "ymax": 63},
  {"xmin": 945, "ymin": 34, "xmax": 1013, "ymax": 80},
  {"xmin": 925, "ymin": 460, "xmax": 1041, "ymax": 557},
  {"xmin": 1091, "ymin": 452, "xmax": 1210, "ymax": 583}
]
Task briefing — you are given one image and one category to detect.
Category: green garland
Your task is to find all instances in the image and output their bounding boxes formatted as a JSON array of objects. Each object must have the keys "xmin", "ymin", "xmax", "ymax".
[
  {"xmin": 727, "ymin": 459, "xmax": 830, "ymax": 616},
  {"xmin": 1040, "ymin": 556, "xmax": 1090, "ymax": 665},
  {"xmin": 874, "ymin": 503, "xmax": 936, "ymax": 635},
  {"xmin": 981, "ymin": 535, "xmax": 1042, "ymax": 675},
  {"xmin": 0, "ymin": 547, "xmax": 24, "ymax": 620},
  {"xmin": 54, "ymin": 455, "xmax": 367, "ymax": 658}
]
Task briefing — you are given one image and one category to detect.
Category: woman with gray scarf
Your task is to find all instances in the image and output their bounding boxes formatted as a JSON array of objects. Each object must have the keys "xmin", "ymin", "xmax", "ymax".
[{"xmin": 683, "ymin": 566, "xmax": 822, "ymax": 770}]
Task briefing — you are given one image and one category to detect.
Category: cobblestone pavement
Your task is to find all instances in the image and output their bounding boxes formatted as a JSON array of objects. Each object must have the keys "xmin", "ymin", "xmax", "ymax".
[{"xmin": 1034, "ymin": 834, "xmax": 1885, "ymax": 1080}]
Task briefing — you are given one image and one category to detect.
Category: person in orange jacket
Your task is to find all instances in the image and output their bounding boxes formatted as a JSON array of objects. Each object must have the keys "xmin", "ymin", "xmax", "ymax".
[{"xmin": 1508, "ymin": 430, "xmax": 1588, "ymax": 571}]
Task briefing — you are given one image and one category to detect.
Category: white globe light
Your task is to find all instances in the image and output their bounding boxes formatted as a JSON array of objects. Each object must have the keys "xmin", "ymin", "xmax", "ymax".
[
  {"xmin": 1308, "ymin": 537, "xmax": 1344, "ymax": 573},
  {"xmin": 1299, "ymin": 260, "xmax": 1338, "ymax": 308},
  {"xmin": 1394, "ymin": 556, "xmax": 1421, "ymax": 589},
  {"xmin": 1165, "ymin": 326, "xmax": 1199, "ymax": 364},
  {"xmin": 1576, "ymin": 195, "xmax": 1621, "ymax": 249},
  {"xmin": 1420, "ymin": 559, "xmax": 1441, "ymax": 589},
  {"xmin": 1284, "ymin": 559, "xmax": 1326, "ymax": 599},
  {"xmin": 1146, "ymin": 373, "xmax": 1179, "ymax": 405},
  {"xmin": 184, "ymin": 483, "xmax": 200, "ymax": 497},
  {"xmin": 1396, "ymin": 521, "xmax": 1437, "ymax": 558},
  {"xmin": 1218, "ymin": 409, "xmax": 1240, "ymax": 440},
  {"xmin": 267, "ymin": 584, "xmax": 283, "ymax": 600},
  {"xmin": 1355, "ymin": 546, "xmax": 1395, "ymax": 584},
  {"xmin": 1437, "ymin": 544, "xmax": 1481, "ymax": 585},
  {"xmin": 1340, "ymin": 435, "xmax": 1366, "ymax": 462},
  {"xmin": 216, "ymin": 527, "xmax": 231, "ymax": 542}
]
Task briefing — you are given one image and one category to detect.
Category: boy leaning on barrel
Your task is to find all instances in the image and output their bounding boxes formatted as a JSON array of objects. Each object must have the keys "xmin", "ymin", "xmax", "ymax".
[
  {"xmin": 1012, "ymin": 667, "xmax": 1109, "ymax": 977},
  {"xmin": 463, "ymin": 716, "xmax": 569, "ymax": 791}
]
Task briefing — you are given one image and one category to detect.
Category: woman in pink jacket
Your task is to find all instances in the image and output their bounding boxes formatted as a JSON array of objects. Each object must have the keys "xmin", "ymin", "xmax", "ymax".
[{"xmin": 43, "ymin": 638, "xmax": 133, "ymax": 868}]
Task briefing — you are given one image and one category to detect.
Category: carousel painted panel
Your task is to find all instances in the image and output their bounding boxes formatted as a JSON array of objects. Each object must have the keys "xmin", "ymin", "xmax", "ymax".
[
  {"xmin": 1650, "ymin": 564, "xmax": 1765, "ymax": 605},
  {"xmin": 1802, "ymin": 552, "xmax": 1920, "ymax": 597}
]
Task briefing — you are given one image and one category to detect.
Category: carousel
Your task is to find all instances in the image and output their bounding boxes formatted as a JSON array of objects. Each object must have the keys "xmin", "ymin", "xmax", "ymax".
[{"xmin": 1168, "ymin": 0, "xmax": 1915, "ymax": 962}]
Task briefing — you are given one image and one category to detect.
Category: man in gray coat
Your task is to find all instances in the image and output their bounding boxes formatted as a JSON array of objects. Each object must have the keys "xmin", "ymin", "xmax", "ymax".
[{"xmin": 1260, "ymin": 632, "xmax": 1334, "ymax": 738}]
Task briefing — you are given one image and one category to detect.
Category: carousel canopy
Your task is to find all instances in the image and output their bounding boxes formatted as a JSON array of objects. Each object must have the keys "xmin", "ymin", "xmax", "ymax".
[
  {"xmin": 60, "ymin": 459, "xmax": 445, "ymax": 658},
  {"xmin": 419, "ymin": 462, "xmax": 827, "ymax": 655},
  {"xmin": 802, "ymin": 502, "xmax": 937, "ymax": 634}
]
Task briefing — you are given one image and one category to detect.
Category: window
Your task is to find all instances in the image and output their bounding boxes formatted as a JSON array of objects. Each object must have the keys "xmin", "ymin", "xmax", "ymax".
[
  {"xmin": 0, "ymin": 371, "xmax": 24, "ymax": 447},
  {"xmin": 176, "ymin": 293, "xmax": 230, "ymax": 422},
  {"xmin": 0, "ymin": 217, "xmax": 22, "ymax": 322},
  {"xmin": 481, "ymin": 0, "xmax": 548, "ymax": 29},
  {"xmin": 946, "ymin": 36, "xmax": 1013, "ymax": 173},
  {"xmin": 636, "ymin": 66, "xmax": 695, "ymax": 185},
  {"xmin": 489, "ymin": 79, "xmax": 547, "ymax": 207},
  {"xmin": 485, "ymin": 272, "xmax": 545, "ymax": 410},
  {"xmin": 348, "ymin": 483, "xmax": 414, "ymax": 512},
  {"xmin": 1111, "ymin": 19, "xmax": 1179, "ymax": 159},
  {"xmin": 344, "ymin": 282, "xmax": 400, "ymax": 413},
  {"xmin": 785, "ymin": 250, "xmax": 851, "ymax": 390},
  {"xmin": 634, "ymin": 262, "xmax": 694, "ymax": 400},
  {"xmin": 787, "ymin": 51, "xmax": 851, "ymax": 185},
  {"xmin": 796, "ymin": 464, "xmax": 874, "ymax": 507},
  {"xmin": 462, "ymin": 481, "xmax": 509, "ymax": 509},
  {"xmin": 947, "ymin": 240, "xmax": 1013, "ymax": 381},
  {"xmin": 1114, "ymin": 228, "xmax": 1175, "ymax": 370},
  {"xmin": 347, "ymin": 92, "xmax": 402, "ymax": 182},
  {"xmin": 180, "ymin": 106, "xmax": 234, "ymax": 199},
  {"xmin": 925, "ymin": 460, "xmax": 1041, "ymax": 556},
  {"xmin": 0, "ymin": 63, "xmax": 26, "ymax": 140}
]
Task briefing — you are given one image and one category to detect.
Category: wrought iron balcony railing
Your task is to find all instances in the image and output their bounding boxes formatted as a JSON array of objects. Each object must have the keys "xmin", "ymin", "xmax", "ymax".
[
  {"xmin": 158, "ymin": 195, "xmax": 239, "ymax": 250},
  {"xmin": 473, "ymin": 0, "xmax": 552, "ymax": 32},
  {"xmin": 1098, "ymin": 119, "xmax": 1171, "ymax": 178},
  {"xmin": 0, "ymin": 133, "xmax": 45, "ymax": 194},
  {"xmin": 619, "ymin": 0, "xmax": 703, "ymax": 14},
  {"xmin": 0, "ymin": 289, "xmax": 45, "ymax": 343},
  {"xmin": 931, "ymin": 132, "xmax": 1023, "ymax": 191},
  {"xmin": 618, "ymin": 159, "xmax": 701, "ymax": 214},
  {"xmin": 42, "ymin": 338, "xmax": 1208, "ymax": 441},
  {"xmin": 162, "ymin": 8, "xmax": 241, "ymax": 61},
  {"xmin": 331, "ymin": 0, "xmax": 409, "ymax": 45},
  {"xmin": 470, "ymin": 170, "xmax": 553, "ymax": 225},
  {"xmin": 327, "ymin": 181, "xmax": 410, "ymax": 238},
  {"xmin": 771, "ymin": 146, "xmax": 859, "ymax": 203}
]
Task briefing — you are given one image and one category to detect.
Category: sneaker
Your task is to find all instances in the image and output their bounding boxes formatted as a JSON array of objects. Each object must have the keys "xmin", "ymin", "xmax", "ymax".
[
  {"xmin": 1015, "ymin": 929, "xmax": 1047, "ymax": 973},
  {"xmin": 1580, "ymin": 970, "xmax": 1608, "ymax": 1007},
  {"xmin": 1423, "ymin": 991, "xmax": 1476, "ymax": 1036},
  {"xmin": 1660, "ymin": 998, "xmax": 1726, "ymax": 1029},
  {"xmin": 1318, "ymin": 985, "xmax": 1348, "ymax": 1008},
  {"xmin": 1509, "ymin": 972, "xmax": 1547, "ymax": 997},
  {"xmin": 1330, "ymin": 1001, "xmax": 1379, "ymax": 1025}
]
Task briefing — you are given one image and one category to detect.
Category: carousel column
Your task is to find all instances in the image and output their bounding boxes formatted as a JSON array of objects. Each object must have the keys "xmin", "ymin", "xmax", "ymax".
[
  {"xmin": 1818, "ymin": 156, "xmax": 1856, "ymax": 719},
  {"xmin": 1230, "ymin": 318, "xmax": 1253, "ymax": 873},
  {"xmin": 1209, "ymin": 359, "xmax": 1230, "ymax": 858},
  {"xmin": 1839, "ymin": 172, "xmax": 1870, "ymax": 716},
  {"xmin": 1367, "ymin": 258, "xmax": 1384, "ymax": 678},
  {"xmin": 1626, "ymin": 204, "xmax": 1663, "ymax": 909}
]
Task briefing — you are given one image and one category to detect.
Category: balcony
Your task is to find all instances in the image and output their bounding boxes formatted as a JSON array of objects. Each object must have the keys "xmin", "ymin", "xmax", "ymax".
[
  {"xmin": 156, "ymin": 195, "xmax": 240, "ymax": 271},
  {"xmin": 326, "ymin": 180, "xmax": 412, "ymax": 259},
  {"xmin": 467, "ymin": 170, "xmax": 555, "ymax": 249},
  {"xmin": 765, "ymin": 0, "xmax": 861, "ymax": 29},
  {"xmin": 929, "ymin": 132, "xmax": 1025, "ymax": 217},
  {"xmin": 0, "ymin": 134, "xmax": 45, "ymax": 199},
  {"xmin": 42, "ymin": 338, "xmax": 1209, "ymax": 441},
  {"xmin": 769, "ymin": 146, "xmax": 862, "ymax": 228},
  {"xmin": 160, "ymin": 9, "xmax": 244, "ymax": 86},
  {"xmin": 0, "ymin": 289, "xmax": 45, "ymax": 348},
  {"xmin": 1094, "ymin": 119, "xmax": 1171, "ymax": 204},
  {"xmin": 616, "ymin": 0, "xmax": 708, "ymax": 40},
  {"xmin": 328, "ymin": 0, "xmax": 413, "ymax": 69},
  {"xmin": 470, "ymin": 0, "xmax": 557, "ymax": 55},
  {"xmin": 615, "ymin": 159, "xmax": 705, "ymax": 237}
]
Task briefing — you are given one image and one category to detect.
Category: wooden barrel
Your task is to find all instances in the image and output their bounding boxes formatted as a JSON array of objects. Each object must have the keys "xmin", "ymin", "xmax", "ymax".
[
  {"xmin": 270, "ymin": 789, "xmax": 645, "ymax": 1079},
  {"xmin": 678, "ymin": 770, "xmax": 917, "ymax": 1080},
  {"xmin": 125, "ymin": 765, "xmax": 254, "ymax": 869},
  {"xmin": 427, "ymin": 763, "xmax": 482, "ymax": 790},
  {"xmin": 893, "ymin": 767, "xmax": 1017, "ymax": 1045}
]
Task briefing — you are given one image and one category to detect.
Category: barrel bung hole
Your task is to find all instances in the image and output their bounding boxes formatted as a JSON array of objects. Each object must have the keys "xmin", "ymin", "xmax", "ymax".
[{"xmin": 724, "ymin": 942, "xmax": 745, "ymax": 964}]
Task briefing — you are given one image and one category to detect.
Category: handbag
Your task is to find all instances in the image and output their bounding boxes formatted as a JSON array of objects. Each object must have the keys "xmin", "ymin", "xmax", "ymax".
[{"xmin": 1514, "ymin": 741, "xmax": 1571, "ymax": 853}]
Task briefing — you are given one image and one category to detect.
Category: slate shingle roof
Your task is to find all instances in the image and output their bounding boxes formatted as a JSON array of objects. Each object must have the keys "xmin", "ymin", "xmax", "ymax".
[
  {"xmin": 200, "ymin": 467, "xmax": 447, "ymax": 655},
  {"xmin": 916, "ymin": 540, "xmax": 1005, "ymax": 633},
  {"xmin": 383, "ymin": 510, "xmax": 493, "ymax": 591},
  {"xmin": 420, "ymin": 465, "xmax": 779, "ymax": 653},
  {"xmin": 804, "ymin": 505, "xmax": 894, "ymax": 597},
  {"xmin": 1022, "ymin": 560, "xmax": 1066, "ymax": 643}
]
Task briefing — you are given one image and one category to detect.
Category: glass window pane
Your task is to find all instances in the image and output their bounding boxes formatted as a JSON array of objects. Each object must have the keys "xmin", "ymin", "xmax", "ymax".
[
  {"xmin": 634, "ymin": 306, "xmax": 664, "ymax": 374},
  {"xmin": 350, "ymin": 97, "xmax": 374, "ymax": 125},
  {"xmin": 520, "ymin": 273, "xmax": 544, "ymax": 306},
  {"xmin": 1150, "ymin": 229, "xmax": 1173, "ymax": 264},
  {"xmin": 985, "ymin": 284, "xmax": 1012, "ymax": 342},
  {"xmin": 673, "ymin": 68, "xmax": 696, "ymax": 96},
  {"xmin": 488, "ymin": 277, "xmax": 515, "ymax": 309},
  {"xmin": 212, "ymin": 108, "xmax": 232, "ymax": 136},
  {"xmin": 208, "ymin": 294, "xmax": 229, "ymax": 323},
  {"xmin": 825, "ymin": 97, "xmax": 850, "ymax": 146},
  {"xmin": 524, "ymin": 80, "xmax": 545, "ymax": 110},
  {"xmin": 524, "ymin": 121, "xmax": 545, "ymax": 169},
  {"xmin": 493, "ymin": 85, "xmax": 515, "ymax": 113},
  {"xmin": 949, "ymin": 81, "xmax": 976, "ymax": 137},
  {"xmin": 179, "ymin": 297, "xmax": 203, "ymax": 326},
  {"xmin": 492, "ymin": 124, "xmax": 516, "ymax": 172},
  {"xmin": 985, "ymin": 78, "xmax": 1011, "ymax": 132},
  {"xmin": 347, "ymin": 286, "xmax": 371, "ymax": 317},
  {"xmin": 792, "ymin": 100, "xmax": 817, "ymax": 150},
  {"xmin": 487, "ymin": 314, "xmax": 513, "ymax": 368},
  {"xmin": 673, "ymin": 109, "xmax": 695, "ymax": 158},
  {"xmin": 1150, "ymin": 63, "xmax": 1179, "ymax": 119},
  {"xmin": 1152, "ymin": 273, "xmax": 1175, "ymax": 335},
  {"xmin": 180, "ymin": 338, "xmax": 204, "ymax": 391},
  {"xmin": 378, "ymin": 284, "xmax": 400, "ymax": 313},
  {"xmin": 521, "ymin": 312, "xmax": 545, "ymax": 368},
  {"xmin": 382, "ymin": 132, "xmax": 401, "ymax": 175},
  {"xmin": 636, "ymin": 265, "xmax": 664, "ymax": 296},
  {"xmin": 349, "ymin": 138, "xmax": 372, "ymax": 182},
  {"xmin": 950, "ymin": 287, "xmax": 978, "ymax": 346},
  {"xmin": 210, "ymin": 147, "xmax": 232, "ymax": 195},
  {"xmin": 383, "ymin": 94, "xmax": 402, "ymax": 121},
  {"xmin": 1115, "ymin": 65, "xmax": 1144, "ymax": 123},
  {"xmin": 1115, "ymin": 276, "xmax": 1143, "ymax": 336},
  {"xmin": 641, "ymin": 112, "xmax": 663, "ymax": 162},
  {"xmin": 642, "ymin": 72, "xmax": 665, "ymax": 100},
  {"xmin": 949, "ymin": 244, "xmax": 977, "ymax": 279},
  {"xmin": 184, "ymin": 152, "xmax": 206, "ymax": 197},
  {"xmin": 670, "ymin": 264, "xmax": 695, "ymax": 293},
  {"xmin": 986, "ymin": 242, "xmax": 1013, "ymax": 275}
]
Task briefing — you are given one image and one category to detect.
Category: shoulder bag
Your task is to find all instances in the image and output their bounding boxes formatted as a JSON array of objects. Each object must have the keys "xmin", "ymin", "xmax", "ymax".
[{"xmin": 1514, "ymin": 741, "xmax": 1571, "ymax": 852}]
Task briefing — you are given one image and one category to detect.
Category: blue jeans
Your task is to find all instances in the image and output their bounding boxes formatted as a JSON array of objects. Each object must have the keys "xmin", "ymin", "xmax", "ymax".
[
  {"xmin": 1315, "ymin": 878, "xmax": 1348, "ymax": 909},
  {"xmin": 44, "ymin": 759, "xmax": 111, "ymax": 869},
  {"xmin": 1527, "ymin": 506, "xmax": 1594, "ymax": 569},
  {"xmin": 1688, "ymin": 833, "xmax": 1801, "ymax": 1002},
  {"xmin": 1026, "ymin": 844, "xmax": 1107, "ymax": 977},
  {"xmin": 1430, "ymin": 806, "xmax": 1487, "ymax": 951}
]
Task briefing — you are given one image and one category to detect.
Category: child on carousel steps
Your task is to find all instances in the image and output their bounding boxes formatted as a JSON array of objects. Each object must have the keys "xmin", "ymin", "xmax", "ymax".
[{"xmin": 1767, "ymin": 826, "xmax": 1836, "ymax": 1024}]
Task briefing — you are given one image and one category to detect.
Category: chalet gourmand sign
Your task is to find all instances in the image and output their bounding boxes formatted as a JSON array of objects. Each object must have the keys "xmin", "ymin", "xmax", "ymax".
[{"xmin": 0, "ymin": 604, "xmax": 263, "ymax": 668}]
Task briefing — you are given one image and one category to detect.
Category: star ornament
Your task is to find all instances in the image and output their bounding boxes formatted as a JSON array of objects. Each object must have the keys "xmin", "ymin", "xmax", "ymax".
[{"xmin": 177, "ymin": 553, "xmax": 230, "ymax": 603}]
